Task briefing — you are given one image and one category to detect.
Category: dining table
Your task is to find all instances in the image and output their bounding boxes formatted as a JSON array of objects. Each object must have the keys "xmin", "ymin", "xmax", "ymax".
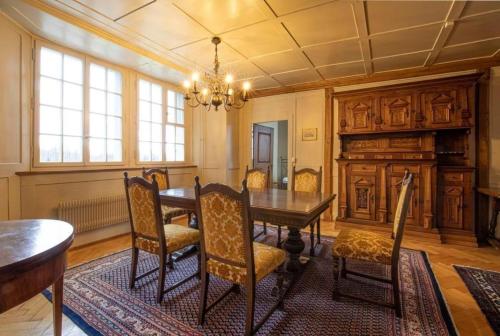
[{"xmin": 160, "ymin": 187, "xmax": 336, "ymax": 273}]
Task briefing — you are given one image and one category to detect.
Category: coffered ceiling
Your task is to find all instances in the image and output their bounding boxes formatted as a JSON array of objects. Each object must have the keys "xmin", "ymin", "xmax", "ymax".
[{"xmin": 2, "ymin": 0, "xmax": 500, "ymax": 92}]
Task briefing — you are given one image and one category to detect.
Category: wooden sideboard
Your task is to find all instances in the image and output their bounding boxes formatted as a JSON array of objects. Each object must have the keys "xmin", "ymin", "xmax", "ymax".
[{"xmin": 336, "ymin": 74, "xmax": 481, "ymax": 246}]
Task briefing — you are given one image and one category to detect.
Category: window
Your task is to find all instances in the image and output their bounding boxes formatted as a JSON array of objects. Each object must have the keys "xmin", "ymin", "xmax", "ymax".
[
  {"xmin": 137, "ymin": 80, "xmax": 186, "ymax": 162},
  {"xmin": 166, "ymin": 90, "xmax": 185, "ymax": 162},
  {"xmin": 37, "ymin": 46, "xmax": 123, "ymax": 165},
  {"xmin": 89, "ymin": 63, "xmax": 123, "ymax": 162},
  {"xmin": 39, "ymin": 47, "xmax": 84, "ymax": 162}
]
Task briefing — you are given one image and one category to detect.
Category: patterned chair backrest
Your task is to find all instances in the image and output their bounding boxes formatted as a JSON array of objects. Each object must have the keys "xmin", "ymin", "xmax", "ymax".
[
  {"xmin": 143, "ymin": 167, "xmax": 169, "ymax": 190},
  {"xmin": 245, "ymin": 165, "xmax": 269, "ymax": 189},
  {"xmin": 292, "ymin": 166, "xmax": 322, "ymax": 193},
  {"xmin": 392, "ymin": 171, "xmax": 414, "ymax": 244},
  {"xmin": 124, "ymin": 173, "xmax": 163, "ymax": 242},
  {"xmin": 195, "ymin": 177, "xmax": 253, "ymax": 269}
]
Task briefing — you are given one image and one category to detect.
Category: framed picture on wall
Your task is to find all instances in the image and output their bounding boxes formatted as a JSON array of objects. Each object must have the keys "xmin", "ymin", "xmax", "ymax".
[{"xmin": 302, "ymin": 128, "xmax": 317, "ymax": 141}]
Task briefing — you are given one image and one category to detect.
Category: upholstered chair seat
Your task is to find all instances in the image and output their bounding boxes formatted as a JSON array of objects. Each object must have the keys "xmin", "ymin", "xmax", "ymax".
[
  {"xmin": 245, "ymin": 165, "xmax": 271, "ymax": 239},
  {"xmin": 161, "ymin": 205, "xmax": 191, "ymax": 224},
  {"xmin": 135, "ymin": 224, "xmax": 199, "ymax": 255},
  {"xmin": 332, "ymin": 229, "xmax": 394, "ymax": 265},
  {"xmin": 207, "ymin": 242, "xmax": 286, "ymax": 284}
]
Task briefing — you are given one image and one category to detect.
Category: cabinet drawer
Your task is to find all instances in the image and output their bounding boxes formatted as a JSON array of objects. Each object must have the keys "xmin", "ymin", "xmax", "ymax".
[
  {"xmin": 390, "ymin": 165, "xmax": 420, "ymax": 174},
  {"xmin": 351, "ymin": 164, "xmax": 377, "ymax": 173},
  {"xmin": 442, "ymin": 173, "xmax": 464, "ymax": 183}
]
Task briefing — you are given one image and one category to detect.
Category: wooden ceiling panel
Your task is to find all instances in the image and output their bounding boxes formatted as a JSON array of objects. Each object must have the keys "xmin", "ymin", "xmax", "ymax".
[
  {"xmin": 67, "ymin": 0, "xmax": 155, "ymax": 20},
  {"xmin": 222, "ymin": 60, "xmax": 265, "ymax": 79},
  {"xmin": 237, "ymin": 76, "xmax": 280, "ymax": 90},
  {"xmin": 366, "ymin": 1, "xmax": 451, "ymax": 34},
  {"xmin": 461, "ymin": 1, "xmax": 500, "ymax": 18},
  {"xmin": 116, "ymin": 0, "xmax": 210, "ymax": 49},
  {"xmin": 172, "ymin": 39, "xmax": 244, "ymax": 70},
  {"xmin": 172, "ymin": 0, "xmax": 267, "ymax": 34},
  {"xmin": 281, "ymin": 2, "xmax": 357, "ymax": 46},
  {"xmin": 373, "ymin": 51, "xmax": 429, "ymax": 73},
  {"xmin": 251, "ymin": 50, "xmax": 309, "ymax": 74},
  {"xmin": 436, "ymin": 38, "xmax": 500, "ymax": 64},
  {"xmin": 272, "ymin": 69, "xmax": 319, "ymax": 86},
  {"xmin": 317, "ymin": 61, "xmax": 366, "ymax": 79},
  {"xmin": 304, "ymin": 39, "xmax": 363, "ymax": 67},
  {"xmin": 221, "ymin": 21, "xmax": 291, "ymax": 58},
  {"xmin": 447, "ymin": 11, "xmax": 500, "ymax": 46},
  {"xmin": 265, "ymin": 0, "xmax": 333, "ymax": 16},
  {"xmin": 371, "ymin": 24, "xmax": 441, "ymax": 58}
]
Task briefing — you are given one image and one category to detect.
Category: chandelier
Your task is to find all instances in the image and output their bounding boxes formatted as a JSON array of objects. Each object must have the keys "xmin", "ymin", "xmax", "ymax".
[{"xmin": 182, "ymin": 37, "xmax": 251, "ymax": 112}]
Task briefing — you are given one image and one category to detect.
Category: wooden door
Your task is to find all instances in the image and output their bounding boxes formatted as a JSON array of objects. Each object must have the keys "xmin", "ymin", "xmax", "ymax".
[
  {"xmin": 380, "ymin": 94, "xmax": 413, "ymax": 130},
  {"xmin": 388, "ymin": 174, "xmax": 420, "ymax": 227},
  {"xmin": 347, "ymin": 164, "xmax": 377, "ymax": 221},
  {"xmin": 421, "ymin": 88, "xmax": 459, "ymax": 128},
  {"xmin": 252, "ymin": 124, "xmax": 273, "ymax": 171},
  {"xmin": 341, "ymin": 97, "xmax": 374, "ymax": 133},
  {"xmin": 440, "ymin": 186, "xmax": 464, "ymax": 229}
]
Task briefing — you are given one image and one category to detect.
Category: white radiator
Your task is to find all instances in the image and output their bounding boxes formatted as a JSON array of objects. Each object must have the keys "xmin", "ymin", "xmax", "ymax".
[{"xmin": 57, "ymin": 195, "xmax": 129, "ymax": 233}]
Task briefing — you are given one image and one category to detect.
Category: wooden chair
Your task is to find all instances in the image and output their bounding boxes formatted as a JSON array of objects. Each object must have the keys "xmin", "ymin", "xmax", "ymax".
[
  {"xmin": 245, "ymin": 165, "xmax": 271, "ymax": 239},
  {"xmin": 331, "ymin": 171, "xmax": 414, "ymax": 317},
  {"xmin": 143, "ymin": 167, "xmax": 192, "ymax": 224},
  {"xmin": 123, "ymin": 172, "xmax": 200, "ymax": 303},
  {"xmin": 288, "ymin": 166, "xmax": 323, "ymax": 256},
  {"xmin": 195, "ymin": 177, "xmax": 286, "ymax": 335}
]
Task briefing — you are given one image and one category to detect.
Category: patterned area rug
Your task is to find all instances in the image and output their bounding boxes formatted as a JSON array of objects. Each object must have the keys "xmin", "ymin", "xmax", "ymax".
[
  {"xmin": 454, "ymin": 265, "xmax": 500, "ymax": 335},
  {"xmin": 44, "ymin": 229, "xmax": 457, "ymax": 335}
]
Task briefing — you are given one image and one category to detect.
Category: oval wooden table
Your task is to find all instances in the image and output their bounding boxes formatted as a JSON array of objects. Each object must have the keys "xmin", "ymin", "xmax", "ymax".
[{"xmin": 0, "ymin": 220, "xmax": 74, "ymax": 336}]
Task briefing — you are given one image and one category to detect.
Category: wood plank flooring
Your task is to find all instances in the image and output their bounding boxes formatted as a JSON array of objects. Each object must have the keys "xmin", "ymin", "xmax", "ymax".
[{"xmin": 1, "ymin": 219, "xmax": 499, "ymax": 336}]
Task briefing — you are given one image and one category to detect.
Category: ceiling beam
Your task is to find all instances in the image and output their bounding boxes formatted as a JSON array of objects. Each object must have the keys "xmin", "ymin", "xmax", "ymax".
[{"xmin": 352, "ymin": 1, "xmax": 373, "ymax": 75}]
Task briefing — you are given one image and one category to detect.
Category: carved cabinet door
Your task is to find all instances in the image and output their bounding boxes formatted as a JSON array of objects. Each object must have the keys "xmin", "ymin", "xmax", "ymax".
[
  {"xmin": 438, "ymin": 169, "xmax": 474, "ymax": 231},
  {"xmin": 340, "ymin": 97, "xmax": 374, "ymax": 133},
  {"xmin": 380, "ymin": 94, "xmax": 414, "ymax": 131},
  {"xmin": 421, "ymin": 88, "xmax": 460, "ymax": 128},
  {"xmin": 440, "ymin": 186, "xmax": 464, "ymax": 229},
  {"xmin": 388, "ymin": 174, "xmax": 420, "ymax": 227},
  {"xmin": 348, "ymin": 170, "xmax": 377, "ymax": 221}
]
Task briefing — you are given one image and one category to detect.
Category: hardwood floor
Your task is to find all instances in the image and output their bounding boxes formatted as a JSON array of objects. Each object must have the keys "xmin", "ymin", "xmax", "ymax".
[{"xmin": 1, "ymin": 219, "xmax": 499, "ymax": 336}]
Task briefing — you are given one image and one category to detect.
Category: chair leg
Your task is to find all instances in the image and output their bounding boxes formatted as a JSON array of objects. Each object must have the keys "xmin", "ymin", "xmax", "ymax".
[
  {"xmin": 156, "ymin": 254, "xmax": 167, "ymax": 303},
  {"xmin": 392, "ymin": 263, "xmax": 402, "ymax": 318},
  {"xmin": 198, "ymin": 272, "xmax": 209, "ymax": 325},
  {"xmin": 332, "ymin": 256, "xmax": 341, "ymax": 300},
  {"xmin": 245, "ymin": 284, "xmax": 256, "ymax": 336},
  {"xmin": 196, "ymin": 246, "xmax": 201, "ymax": 280},
  {"xmin": 309, "ymin": 223, "xmax": 315, "ymax": 256},
  {"xmin": 316, "ymin": 218, "xmax": 321, "ymax": 244},
  {"xmin": 341, "ymin": 257, "xmax": 347, "ymax": 279},
  {"xmin": 168, "ymin": 254, "xmax": 174, "ymax": 270},
  {"xmin": 263, "ymin": 222, "xmax": 267, "ymax": 234},
  {"xmin": 277, "ymin": 225, "xmax": 282, "ymax": 248},
  {"xmin": 276, "ymin": 263, "xmax": 285, "ymax": 310},
  {"xmin": 129, "ymin": 247, "xmax": 139, "ymax": 289}
]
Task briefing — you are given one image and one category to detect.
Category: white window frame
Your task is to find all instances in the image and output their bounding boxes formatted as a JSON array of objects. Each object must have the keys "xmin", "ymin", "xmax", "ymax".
[
  {"xmin": 166, "ymin": 90, "xmax": 186, "ymax": 162},
  {"xmin": 33, "ymin": 41, "xmax": 126, "ymax": 168}
]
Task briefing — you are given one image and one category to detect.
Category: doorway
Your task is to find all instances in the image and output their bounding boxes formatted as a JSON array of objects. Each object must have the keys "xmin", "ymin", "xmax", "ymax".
[{"xmin": 252, "ymin": 121, "xmax": 288, "ymax": 189}]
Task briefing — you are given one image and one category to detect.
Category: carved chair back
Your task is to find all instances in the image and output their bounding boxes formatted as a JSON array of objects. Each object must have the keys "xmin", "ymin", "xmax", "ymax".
[
  {"xmin": 195, "ymin": 177, "xmax": 255, "ymax": 277},
  {"xmin": 124, "ymin": 173, "xmax": 166, "ymax": 254},
  {"xmin": 245, "ymin": 165, "xmax": 270, "ymax": 189},
  {"xmin": 143, "ymin": 167, "xmax": 170, "ymax": 190},
  {"xmin": 291, "ymin": 166, "xmax": 322, "ymax": 193},
  {"xmin": 391, "ymin": 171, "xmax": 414, "ymax": 260}
]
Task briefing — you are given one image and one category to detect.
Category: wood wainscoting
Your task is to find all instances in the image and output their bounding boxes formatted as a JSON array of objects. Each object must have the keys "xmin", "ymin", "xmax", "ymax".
[{"xmin": 335, "ymin": 74, "xmax": 484, "ymax": 246}]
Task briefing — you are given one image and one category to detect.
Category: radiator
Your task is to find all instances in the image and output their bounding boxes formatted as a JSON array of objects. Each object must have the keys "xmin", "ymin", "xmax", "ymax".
[{"xmin": 57, "ymin": 195, "xmax": 129, "ymax": 233}]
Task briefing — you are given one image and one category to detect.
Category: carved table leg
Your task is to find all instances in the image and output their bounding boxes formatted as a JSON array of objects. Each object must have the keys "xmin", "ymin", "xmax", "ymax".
[
  {"xmin": 284, "ymin": 227, "xmax": 306, "ymax": 272},
  {"xmin": 172, "ymin": 214, "xmax": 199, "ymax": 261},
  {"xmin": 52, "ymin": 275, "xmax": 63, "ymax": 336}
]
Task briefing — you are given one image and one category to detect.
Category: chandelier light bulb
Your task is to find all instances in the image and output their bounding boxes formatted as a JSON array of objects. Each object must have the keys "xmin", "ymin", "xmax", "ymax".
[
  {"xmin": 202, "ymin": 88, "xmax": 208, "ymax": 96},
  {"xmin": 243, "ymin": 81, "xmax": 251, "ymax": 91},
  {"xmin": 225, "ymin": 74, "xmax": 233, "ymax": 84},
  {"xmin": 228, "ymin": 88, "xmax": 234, "ymax": 96},
  {"xmin": 183, "ymin": 80, "xmax": 191, "ymax": 89},
  {"xmin": 191, "ymin": 72, "xmax": 200, "ymax": 82}
]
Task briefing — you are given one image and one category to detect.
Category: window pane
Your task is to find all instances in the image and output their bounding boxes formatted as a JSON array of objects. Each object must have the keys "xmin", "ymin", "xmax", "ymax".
[
  {"xmin": 89, "ymin": 138, "xmax": 106, "ymax": 162},
  {"xmin": 165, "ymin": 143, "xmax": 175, "ymax": 161},
  {"xmin": 165, "ymin": 124, "xmax": 175, "ymax": 144},
  {"xmin": 175, "ymin": 126, "xmax": 184, "ymax": 144},
  {"xmin": 139, "ymin": 80, "xmax": 150, "ymax": 100},
  {"xmin": 89, "ymin": 113, "xmax": 106, "ymax": 137},
  {"xmin": 107, "ymin": 116, "xmax": 122, "ymax": 139},
  {"xmin": 63, "ymin": 82, "xmax": 83, "ymax": 110},
  {"xmin": 40, "ymin": 77, "xmax": 62, "ymax": 106},
  {"xmin": 167, "ymin": 107, "xmax": 176, "ymax": 123},
  {"xmin": 176, "ymin": 92, "xmax": 184, "ymax": 109},
  {"xmin": 40, "ymin": 105, "xmax": 61, "ymax": 135},
  {"xmin": 151, "ymin": 142, "xmax": 162, "ymax": 161},
  {"xmin": 151, "ymin": 123, "xmax": 162, "ymax": 142},
  {"xmin": 90, "ymin": 63, "xmax": 106, "ymax": 89},
  {"xmin": 167, "ymin": 90, "xmax": 175, "ymax": 107},
  {"xmin": 40, "ymin": 48, "xmax": 62, "ymax": 79},
  {"xmin": 63, "ymin": 55, "xmax": 83, "ymax": 84},
  {"xmin": 107, "ymin": 69, "xmax": 122, "ymax": 94},
  {"xmin": 63, "ymin": 109, "xmax": 82, "ymax": 136},
  {"xmin": 107, "ymin": 139, "xmax": 122, "ymax": 162},
  {"xmin": 107, "ymin": 93, "xmax": 122, "ymax": 116},
  {"xmin": 139, "ymin": 121, "xmax": 151, "ymax": 141},
  {"xmin": 175, "ymin": 144, "xmax": 184, "ymax": 161},
  {"xmin": 139, "ymin": 141, "xmax": 151, "ymax": 161},
  {"xmin": 176, "ymin": 109, "xmax": 184, "ymax": 124},
  {"xmin": 139, "ymin": 101, "xmax": 151, "ymax": 121},
  {"xmin": 63, "ymin": 136, "xmax": 82, "ymax": 162},
  {"xmin": 90, "ymin": 89, "xmax": 106, "ymax": 114},
  {"xmin": 152, "ymin": 84, "xmax": 162, "ymax": 104},
  {"xmin": 40, "ymin": 134, "xmax": 61, "ymax": 162},
  {"xmin": 152, "ymin": 103, "xmax": 162, "ymax": 123}
]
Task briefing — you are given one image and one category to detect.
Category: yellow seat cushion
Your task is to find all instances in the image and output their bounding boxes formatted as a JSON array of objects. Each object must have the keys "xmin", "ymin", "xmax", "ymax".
[
  {"xmin": 161, "ymin": 204, "xmax": 190, "ymax": 221},
  {"xmin": 332, "ymin": 229, "xmax": 394, "ymax": 265},
  {"xmin": 135, "ymin": 224, "xmax": 199, "ymax": 254},
  {"xmin": 207, "ymin": 242, "xmax": 286, "ymax": 285}
]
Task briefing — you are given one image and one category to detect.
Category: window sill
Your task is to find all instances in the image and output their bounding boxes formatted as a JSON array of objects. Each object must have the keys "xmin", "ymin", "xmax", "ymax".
[{"xmin": 16, "ymin": 164, "xmax": 197, "ymax": 176}]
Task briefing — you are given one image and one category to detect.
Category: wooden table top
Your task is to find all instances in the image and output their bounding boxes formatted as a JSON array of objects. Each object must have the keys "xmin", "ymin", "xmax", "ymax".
[
  {"xmin": 160, "ymin": 187, "xmax": 336, "ymax": 215},
  {"xmin": 0, "ymin": 220, "xmax": 74, "ymax": 277},
  {"xmin": 477, "ymin": 187, "xmax": 500, "ymax": 198}
]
